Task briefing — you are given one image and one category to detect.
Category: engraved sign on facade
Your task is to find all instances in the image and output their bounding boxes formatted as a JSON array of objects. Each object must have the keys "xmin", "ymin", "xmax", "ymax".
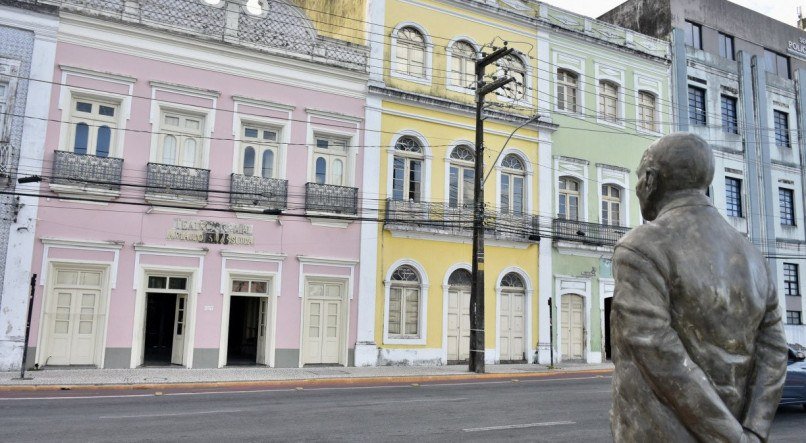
[
  {"xmin": 788, "ymin": 37, "xmax": 806, "ymax": 60},
  {"xmin": 167, "ymin": 219, "xmax": 254, "ymax": 245}
]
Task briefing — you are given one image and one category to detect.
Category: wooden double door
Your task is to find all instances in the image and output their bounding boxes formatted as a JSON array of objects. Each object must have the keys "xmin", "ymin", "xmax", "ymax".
[{"xmin": 302, "ymin": 280, "xmax": 346, "ymax": 365}]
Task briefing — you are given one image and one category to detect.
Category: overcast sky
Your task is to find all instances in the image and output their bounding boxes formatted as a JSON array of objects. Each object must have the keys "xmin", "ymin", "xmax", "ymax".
[{"xmin": 551, "ymin": 0, "xmax": 806, "ymax": 28}]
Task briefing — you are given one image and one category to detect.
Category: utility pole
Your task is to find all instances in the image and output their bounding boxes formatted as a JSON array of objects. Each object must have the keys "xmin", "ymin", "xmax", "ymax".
[{"xmin": 470, "ymin": 44, "xmax": 516, "ymax": 373}]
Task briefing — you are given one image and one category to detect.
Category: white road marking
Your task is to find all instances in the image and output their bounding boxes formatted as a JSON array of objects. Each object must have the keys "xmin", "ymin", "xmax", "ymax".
[
  {"xmin": 463, "ymin": 421, "xmax": 576, "ymax": 432},
  {"xmin": 99, "ymin": 409, "xmax": 244, "ymax": 419}
]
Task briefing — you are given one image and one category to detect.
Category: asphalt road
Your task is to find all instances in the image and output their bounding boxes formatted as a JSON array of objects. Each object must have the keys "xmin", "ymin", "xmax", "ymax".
[{"xmin": 0, "ymin": 375, "xmax": 803, "ymax": 442}]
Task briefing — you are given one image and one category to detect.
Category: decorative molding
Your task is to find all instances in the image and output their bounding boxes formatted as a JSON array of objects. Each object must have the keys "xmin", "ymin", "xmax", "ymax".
[
  {"xmin": 232, "ymin": 95, "xmax": 296, "ymax": 112},
  {"xmin": 133, "ymin": 243, "xmax": 209, "ymax": 256}
]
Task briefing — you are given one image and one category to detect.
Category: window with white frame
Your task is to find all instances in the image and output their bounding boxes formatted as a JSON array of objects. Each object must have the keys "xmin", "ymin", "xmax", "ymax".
[
  {"xmin": 496, "ymin": 55, "xmax": 526, "ymax": 100},
  {"xmin": 449, "ymin": 145, "xmax": 474, "ymax": 209},
  {"xmin": 158, "ymin": 111, "xmax": 204, "ymax": 167},
  {"xmin": 0, "ymin": 82, "xmax": 8, "ymax": 139},
  {"xmin": 312, "ymin": 136, "xmax": 348, "ymax": 186},
  {"xmin": 557, "ymin": 69, "xmax": 578, "ymax": 112},
  {"xmin": 395, "ymin": 27, "xmax": 426, "ymax": 78},
  {"xmin": 558, "ymin": 177, "xmax": 580, "ymax": 220},
  {"xmin": 240, "ymin": 125, "xmax": 279, "ymax": 178},
  {"xmin": 388, "ymin": 265, "xmax": 421, "ymax": 338},
  {"xmin": 599, "ymin": 81, "xmax": 619, "ymax": 123},
  {"xmin": 500, "ymin": 154, "xmax": 525, "ymax": 215},
  {"xmin": 69, "ymin": 97, "xmax": 120, "ymax": 157},
  {"xmin": 637, "ymin": 91, "xmax": 657, "ymax": 132},
  {"xmin": 392, "ymin": 136, "xmax": 424, "ymax": 202},
  {"xmin": 450, "ymin": 41, "xmax": 476, "ymax": 89},
  {"xmin": 601, "ymin": 185, "xmax": 622, "ymax": 226},
  {"xmin": 231, "ymin": 278, "xmax": 271, "ymax": 295}
]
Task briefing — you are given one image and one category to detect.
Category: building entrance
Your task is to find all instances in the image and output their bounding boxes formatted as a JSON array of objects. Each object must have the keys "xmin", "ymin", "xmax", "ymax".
[
  {"xmin": 142, "ymin": 275, "xmax": 189, "ymax": 367},
  {"xmin": 227, "ymin": 296, "xmax": 267, "ymax": 366}
]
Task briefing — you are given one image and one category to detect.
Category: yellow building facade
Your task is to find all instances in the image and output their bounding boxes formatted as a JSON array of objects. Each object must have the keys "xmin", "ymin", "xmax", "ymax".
[{"xmin": 355, "ymin": 0, "xmax": 555, "ymax": 366}]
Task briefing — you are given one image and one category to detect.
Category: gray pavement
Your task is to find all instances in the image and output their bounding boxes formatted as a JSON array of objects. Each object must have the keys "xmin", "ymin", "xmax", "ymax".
[
  {"xmin": 0, "ymin": 374, "xmax": 802, "ymax": 442},
  {"xmin": 0, "ymin": 362, "xmax": 613, "ymax": 387}
]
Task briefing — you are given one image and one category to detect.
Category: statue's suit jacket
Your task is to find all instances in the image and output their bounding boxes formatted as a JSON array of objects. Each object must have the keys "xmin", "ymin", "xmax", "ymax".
[{"xmin": 610, "ymin": 193, "xmax": 787, "ymax": 442}]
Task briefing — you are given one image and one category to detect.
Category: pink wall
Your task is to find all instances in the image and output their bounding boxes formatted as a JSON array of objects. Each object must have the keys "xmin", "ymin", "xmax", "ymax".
[{"xmin": 28, "ymin": 41, "xmax": 366, "ymax": 365}]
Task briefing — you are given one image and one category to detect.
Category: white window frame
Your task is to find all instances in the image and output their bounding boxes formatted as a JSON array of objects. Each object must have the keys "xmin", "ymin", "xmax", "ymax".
[
  {"xmin": 446, "ymin": 143, "xmax": 475, "ymax": 209},
  {"xmin": 383, "ymin": 259, "xmax": 429, "ymax": 345},
  {"xmin": 558, "ymin": 176, "xmax": 582, "ymax": 221},
  {"xmin": 0, "ymin": 58, "xmax": 21, "ymax": 143},
  {"xmin": 387, "ymin": 130, "xmax": 432, "ymax": 202},
  {"xmin": 390, "ymin": 22, "xmax": 433, "ymax": 85},
  {"xmin": 494, "ymin": 53, "xmax": 532, "ymax": 107},
  {"xmin": 218, "ymin": 270, "xmax": 279, "ymax": 368},
  {"xmin": 601, "ymin": 184, "xmax": 624, "ymax": 226},
  {"xmin": 596, "ymin": 164, "xmax": 631, "ymax": 228},
  {"xmin": 445, "ymin": 37, "xmax": 478, "ymax": 94},
  {"xmin": 556, "ymin": 69, "xmax": 579, "ymax": 114},
  {"xmin": 66, "ymin": 96, "xmax": 121, "ymax": 157},
  {"xmin": 595, "ymin": 63, "xmax": 625, "ymax": 128},
  {"xmin": 494, "ymin": 148, "xmax": 534, "ymax": 214},
  {"xmin": 636, "ymin": 91, "xmax": 657, "ymax": 133},
  {"xmin": 0, "ymin": 81, "xmax": 10, "ymax": 142},
  {"xmin": 633, "ymin": 73, "xmax": 664, "ymax": 136},
  {"xmin": 311, "ymin": 135, "xmax": 350, "ymax": 186},
  {"xmin": 237, "ymin": 123, "xmax": 280, "ymax": 178},
  {"xmin": 552, "ymin": 52, "xmax": 586, "ymax": 116},
  {"xmin": 231, "ymin": 97, "xmax": 293, "ymax": 179},
  {"xmin": 156, "ymin": 110, "xmax": 205, "ymax": 168},
  {"xmin": 499, "ymin": 154, "xmax": 527, "ymax": 215}
]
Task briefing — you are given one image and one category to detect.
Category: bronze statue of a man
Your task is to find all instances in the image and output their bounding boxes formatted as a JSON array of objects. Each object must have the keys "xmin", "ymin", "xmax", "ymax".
[{"xmin": 610, "ymin": 133, "xmax": 788, "ymax": 442}]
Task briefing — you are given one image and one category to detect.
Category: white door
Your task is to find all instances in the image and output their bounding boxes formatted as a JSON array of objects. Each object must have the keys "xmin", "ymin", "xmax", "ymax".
[
  {"xmin": 561, "ymin": 295, "xmax": 584, "ymax": 360},
  {"xmin": 303, "ymin": 282, "xmax": 344, "ymax": 365},
  {"xmin": 45, "ymin": 269, "xmax": 104, "ymax": 366},
  {"xmin": 447, "ymin": 288, "xmax": 471, "ymax": 362},
  {"xmin": 499, "ymin": 291, "xmax": 525, "ymax": 361},
  {"xmin": 256, "ymin": 297, "xmax": 268, "ymax": 365},
  {"xmin": 171, "ymin": 294, "xmax": 187, "ymax": 365}
]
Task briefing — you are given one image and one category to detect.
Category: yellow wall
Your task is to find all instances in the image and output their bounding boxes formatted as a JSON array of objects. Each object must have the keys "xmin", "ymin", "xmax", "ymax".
[{"xmin": 294, "ymin": 0, "xmax": 367, "ymax": 45}]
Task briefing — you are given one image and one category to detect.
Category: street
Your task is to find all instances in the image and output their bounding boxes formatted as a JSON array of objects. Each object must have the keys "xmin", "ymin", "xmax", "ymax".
[{"xmin": 0, "ymin": 374, "xmax": 803, "ymax": 442}]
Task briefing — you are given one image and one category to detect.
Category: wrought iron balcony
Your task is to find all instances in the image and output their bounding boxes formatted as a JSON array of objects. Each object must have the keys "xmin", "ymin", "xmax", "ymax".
[
  {"xmin": 384, "ymin": 199, "xmax": 540, "ymax": 242},
  {"xmin": 552, "ymin": 218, "xmax": 629, "ymax": 247},
  {"xmin": 230, "ymin": 174, "xmax": 287, "ymax": 212},
  {"xmin": 305, "ymin": 183, "xmax": 358, "ymax": 215},
  {"xmin": 145, "ymin": 162, "xmax": 209, "ymax": 201},
  {"xmin": 51, "ymin": 150, "xmax": 123, "ymax": 191}
]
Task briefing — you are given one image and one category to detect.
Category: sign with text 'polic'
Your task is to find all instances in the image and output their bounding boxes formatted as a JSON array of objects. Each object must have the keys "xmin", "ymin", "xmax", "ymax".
[{"xmin": 167, "ymin": 219, "xmax": 254, "ymax": 245}]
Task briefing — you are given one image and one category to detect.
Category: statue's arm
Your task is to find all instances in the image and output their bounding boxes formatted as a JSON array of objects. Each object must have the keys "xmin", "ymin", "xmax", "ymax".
[
  {"xmin": 741, "ymin": 273, "xmax": 788, "ymax": 441},
  {"xmin": 611, "ymin": 245, "xmax": 744, "ymax": 441}
]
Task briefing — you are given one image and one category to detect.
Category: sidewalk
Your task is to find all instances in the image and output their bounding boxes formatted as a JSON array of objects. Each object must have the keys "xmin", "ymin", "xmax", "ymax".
[{"xmin": 0, "ymin": 362, "xmax": 613, "ymax": 391}]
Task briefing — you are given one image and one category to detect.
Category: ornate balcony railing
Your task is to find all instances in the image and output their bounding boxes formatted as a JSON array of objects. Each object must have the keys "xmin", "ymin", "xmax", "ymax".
[
  {"xmin": 49, "ymin": 0, "xmax": 369, "ymax": 72},
  {"xmin": 145, "ymin": 162, "xmax": 209, "ymax": 201},
  {"xmin": 384, "ymin": 199, "xmax": 540, "ymax": 243},
  {"xmin": 230, "ymin": 173, "xmax": 287, "ymax": 211},
  {"xmin": 305, "ymin": 182, "xmax": 358, "ymax": 215},
  {"xmin": 552, "ymin": 218, "xmax": 629, "ymax": 246},
  {"xmin": 52, "ymin": 150, "xmax": 124, "ymax": 190}
]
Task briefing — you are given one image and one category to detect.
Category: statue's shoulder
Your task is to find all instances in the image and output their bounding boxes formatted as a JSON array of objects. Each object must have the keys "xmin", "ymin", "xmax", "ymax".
[{"xmin": 615, "ymin": 222, "xmax": 669, "ymax": 253}]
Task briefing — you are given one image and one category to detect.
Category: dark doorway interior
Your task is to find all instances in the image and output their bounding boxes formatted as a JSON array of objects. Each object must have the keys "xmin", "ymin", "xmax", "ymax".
[
  {"xmin": 144, "ymin": 293, "xmax": 177, "ymax": 366},
  {"xmin": 227, "ymin": 296, "xmax": 260, "ymax": 366},
  {"xmin": 604, "ymin": 297, "xmax": 613, "ymax": 361}
]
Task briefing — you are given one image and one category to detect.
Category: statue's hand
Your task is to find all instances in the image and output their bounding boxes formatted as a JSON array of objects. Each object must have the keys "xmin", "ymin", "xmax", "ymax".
[{"xmin": 741, "ymin": 429, "xmax": 762, "ymax": 443}]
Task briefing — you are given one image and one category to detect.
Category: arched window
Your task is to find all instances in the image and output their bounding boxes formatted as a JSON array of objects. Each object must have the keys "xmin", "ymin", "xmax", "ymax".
[
  {"xmin": 392, "ymin": 136, "xmax": 424, "ymax": 202},
  {"xmin": 74, "ymin": 122, "xmax": 89, "ymax": 155},
  {"xmin": 313, "ymin": 136, "xmax": 348, "ymax": 186},
  {"xmin": 315, "ymin": 157, "xmax": 327, "ymax": 184},
  {"xmin": 501, "ymin": 272, "xmax": 525, "ymax": 288},
  {"xmin": 162, "ymin": 135, "xmax": 177, "ymax": 164},
  {"xmin": 599, "ymin": 80, "xmax": 619, "ymax": 123},
  {"xmin": 557, "ymin": 69, "xmax": 578, "ymax": 112},
  {"xmin": 500, "ymin": 154, "xmax": 525, "ymax": 215},
  {"xmin": 183, "ymin": 138, "xmax": 197, "ymax": 167},
  {"xmin": 450, "ymin": 41, "xmax": 475, "ymax": 89},
  {"xmin": 243, "ymin": 146, "xmax": 256, "ymax": 176},
  {"xmin": 638, "ymin": 91, "xmax": 656, "ymax": 132},
  {"xmin": 395, "ymin": 27, "xmax": 426, "ymax": 78},
  {"xmin": 449, "ymin": 145, "xmax": 475, "ymax": 208},
  {"xmin": 159, "ymin": 112, "xmax": 203, "ymax": 167},
  {"xmin": 448, "ymin": 268, "xmax": 472, "ymax": 286},
  {"xmin": 96, "ymin": 126, "xmax": 111, "ymax": 157},
  {"xmin": 261, "ymin": 150, "xmax": 274, "ymax": 178},
  {"xmin": 388, "ymin": 265, "xmax": 421, "ymax": 337},
  {"xmin": 497, "ymin": 55, "xmax": 526, "ymax": 99},
  {"xmin": 602, "ymin": 184, "xmax": 622, "ymax": 226},
  {"xmin": 558, "ymin": 177, "xmax": 581, "ymax": 220}
]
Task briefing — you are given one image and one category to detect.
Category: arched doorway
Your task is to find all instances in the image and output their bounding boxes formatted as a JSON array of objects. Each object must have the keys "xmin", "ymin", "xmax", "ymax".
[
  {"xmin": 446, "ymin": 268, "xmax": 471, "ymax": 363},
  {"xmin": 561, "ymin": 294, "xmax": 585, "ymax": 360},
  {"xmin": 498, "ymin": 272, "xmax": 526, "ymax": 362}
]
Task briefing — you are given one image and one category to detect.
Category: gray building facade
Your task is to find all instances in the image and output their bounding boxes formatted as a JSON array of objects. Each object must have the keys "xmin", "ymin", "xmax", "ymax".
[{"xmin": 601, "ymin": 0, "xmax": 806, "ymax": 346}]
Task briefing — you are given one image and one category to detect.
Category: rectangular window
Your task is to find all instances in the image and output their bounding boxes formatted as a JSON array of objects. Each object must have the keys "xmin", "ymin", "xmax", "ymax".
[
  {"xmin": 784, "ymin": 263, "xmax": 800, "ymax": 297},
  {"xmin": 599, "ymin": 81, "xmax": 619, "ymax": 123},
  {"xmin": 638, "ymin": 91, "xmax": 657, "ymax": 132},
  {"xmin": 774, "ymin": 110, "xmax": 790, "ymax": 148},
  {"xmin": 388, "ymin": 287, "xmax": 420, "ymax": 336},
  {"xmin": 725, "ymin": 177, "xmax": 742, "ymax": 218},
  {"xmin": 787, "ymin": 310, "xmax": 803, "ymax": 325},
  {"xmin": 158, "ymin": 111, "xmax": 204, "ymax": 167},
  {"xmin": 764, "ymin": 49, "xmax": 791, "ymax": 79},
  {"xmin": 239, "ymin": 124, "xmax": 279, "ymax": 179},
  {"xmin": 688, "ymin": 86, "xmax": 706, "ymax": 126},
  {"xmin": 68, "ymin": 97, "xmax": 120, "ymax": 157},
  {"xmin": 684, "ymin": 21, "xmax": 702, "ymax": 49},
  {"xmin": 718, "ymin": 33, "xmax": 734, "ymax": 60},
  {"xmin": 313, "ymin": 136, "xmax": 349, "ymax": 186},
  {"xmin": 721, "ymin": 95, "xmax": 738, "ymax": 134},
  {"xmin": 780, "ymin": 187, "xmax": 796, "ymax": 226},
  {"xmin": 0, "ymin": 82, "xmax": 7, "ymax": 141}
]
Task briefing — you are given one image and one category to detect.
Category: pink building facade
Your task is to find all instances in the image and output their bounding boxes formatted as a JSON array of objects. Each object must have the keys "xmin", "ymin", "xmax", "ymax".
[{"xmin": 24, "ymin": 0, "xmax": 369, "ymax": 369}]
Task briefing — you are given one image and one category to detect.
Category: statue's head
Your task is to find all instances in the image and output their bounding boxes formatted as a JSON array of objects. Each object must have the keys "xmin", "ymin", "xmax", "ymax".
[{"xmin": 637, "ymin": 133, "xmax": 714, "ymax": 221}]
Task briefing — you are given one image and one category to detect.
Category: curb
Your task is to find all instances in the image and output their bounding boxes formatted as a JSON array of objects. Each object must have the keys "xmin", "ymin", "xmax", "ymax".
[{"xmin": 0, "ymin": 368, "xmax": 613, "ymax": 392}]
